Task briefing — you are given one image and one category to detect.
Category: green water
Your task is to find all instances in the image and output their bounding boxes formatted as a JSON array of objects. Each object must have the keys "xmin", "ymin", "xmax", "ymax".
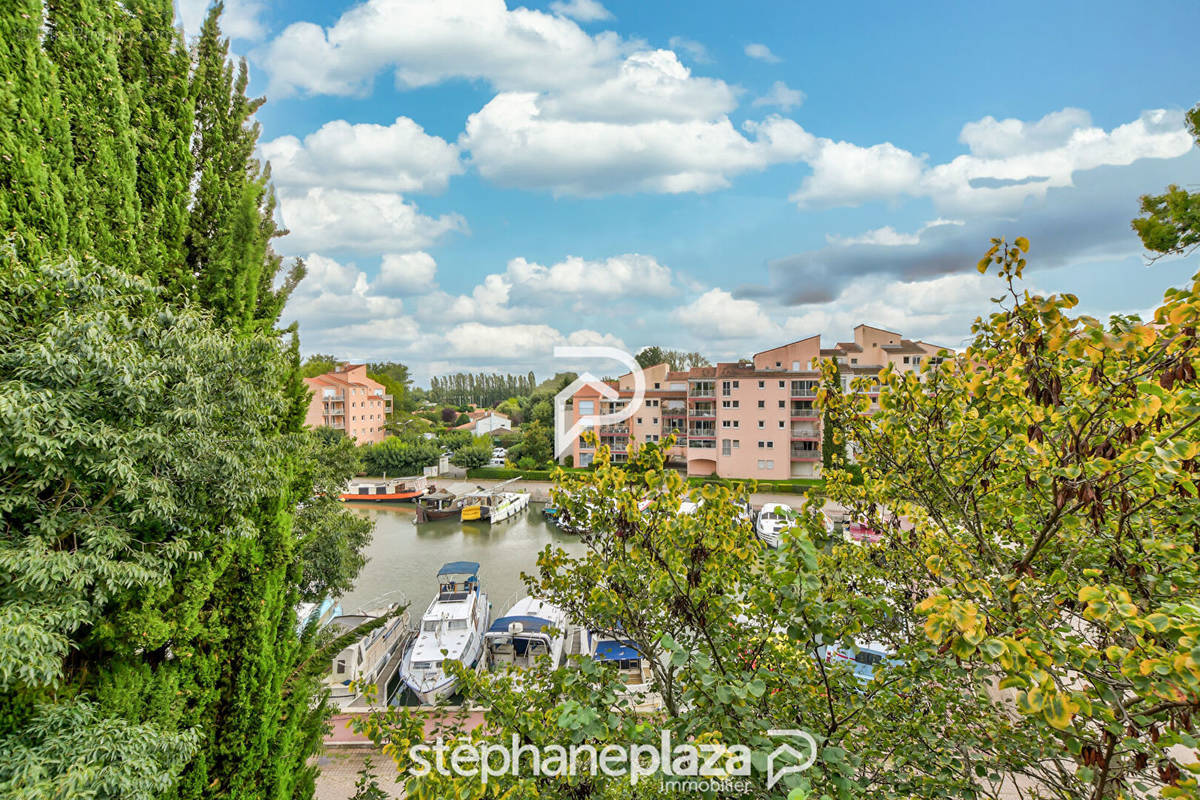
[{"xmin": 337, "ymin": 501, "xmax": 588, "ymax": 617}]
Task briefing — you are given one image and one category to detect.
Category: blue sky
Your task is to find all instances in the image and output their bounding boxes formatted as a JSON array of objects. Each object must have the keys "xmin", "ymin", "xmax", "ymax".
[{"xmin": 177, "ymin": 0, "xmax": 1200, "ymax": 382}]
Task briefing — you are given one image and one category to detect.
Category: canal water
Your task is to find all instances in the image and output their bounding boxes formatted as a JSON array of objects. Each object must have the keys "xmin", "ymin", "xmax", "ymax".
[{"xmin": 338, "ymin": 501, "xmax": 588, "ymax": 620}]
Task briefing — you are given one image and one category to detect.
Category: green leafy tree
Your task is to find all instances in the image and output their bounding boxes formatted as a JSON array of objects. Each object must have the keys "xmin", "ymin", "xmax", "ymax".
[
  {"xmin": 530, "ymin": 399, "xmax": 553, "ymax": 427},
  {"xmin": 301, "ymin": 353, "xmax": 341, "ymax": 378},
  {"xmin": 821, "ymin": 356, "xmax": 842, "ymax": 472},
  {"xmin": 1133, "ymin": 103, "xmax": 1200, "ymax": 260},
  {"xmin": 293, "ymin": 428, "xmax": 373, "ymax": 603},
  {"xmin": 817, "ymin": 236, "xmax": 1200, "ymax": 798},
  {"xmin": 361, "ymin": 436, "xmax": 440, "ymax": 476},
  {"xmin": 449, "ymin": 437, "xmax": 492, "ymax": 469}
]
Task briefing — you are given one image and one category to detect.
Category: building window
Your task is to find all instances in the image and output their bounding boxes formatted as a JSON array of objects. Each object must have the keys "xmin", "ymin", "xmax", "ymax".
[
  {"xmin": 779, "ymin": 400, "xmax": 785, "ymax": 408},
  {"xmin": 792, "ymin": 361, "xmax": 801, "ymax": 370},
  {"xmin": 758, "ymin": 441, "xmax": 765, "ymax": 448},
  {"xmin": 654, "ymin": 382, "xmax": 660, "ymax": 389},
  {"xmin": 775, "ymin": 361, "xmax": 781, "ymax": 367},
  {"xmin": 578, "ymin": 400, "xmax": 594, "ymax": 416},
  {"xmin": 758, "ymin": 380, "xmax": 764, "ymax": 388},
  {"xmin": 851, "ymin": 358, "xmax": 858, "ymax": 364},
  {"xmin": 779, "ymin": 420, "xmax": 785, "ymax": 428},
  {"xmin": 733, "ymin": 440, "xmax": 740, "ymax": 448},
  {"xmin": 721, "ymin": 381, "xmax": 733, "ymax": 396},
  {"xmin": 758, "ymin": 420, "xmax": 765, "ymax": 429},
  {"xmin": 636, "ymin": 417, "xmax": 642, "ymax": 424},
  {"xmin": 778, "ymin": 380, "xmax": 785, "ymax": 388},
  {"xmin": 757, "ymin": 400, "xmax": 765, "ymax": 408},
  {"xmin": 722, "ymin": 439, "xmax": 732, "ymax": 456},
  {"xmin": 653, "ymin": 417, "xmax": 658, "ymax": 424},
  {"xmin": 767, "ymin": 441, "xmax": 774, "ymax": 448},
  {"xmin": 903, "ymin": 356, "xmax": 909, "ymax": 364}
]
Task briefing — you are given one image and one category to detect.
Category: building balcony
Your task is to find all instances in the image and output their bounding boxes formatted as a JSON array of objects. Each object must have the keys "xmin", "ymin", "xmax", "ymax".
[
  {"xmin": 687, "ymin": 439, "xmax": 717, "ymax": 449},
  {"xmin": 790, "ymin": 426, "xmax": 820, "ymax": 439},
  {"xmin": 689, "ymin": 409, "xmax": 716, "ymax": 419},
  {"xmin": 599, "ymin": 425, "xmax": 629, "ymax": 435},
  {"xmin": 687, "ymin": 429, "xmax": 716, "ymax": 439},
  {"xmin": 687, "ymin": 392, "xmax": 715, "ymax": 400},
  {"xmin": 790, "ymin": 445, "xmax": 820, "ymax": 460}
]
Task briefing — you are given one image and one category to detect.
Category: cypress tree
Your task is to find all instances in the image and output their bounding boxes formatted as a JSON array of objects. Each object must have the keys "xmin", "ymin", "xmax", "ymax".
[
  {"xmin": 44, "ymin": 0, "xmax": 141, "ymax": 266},
  {"xmin": 0, "ymin": 0, "xmax": 72, "ymax": 262},
  {"xmin": 114, "ymin": 0, "xmax": 195, "ymax": 294}
]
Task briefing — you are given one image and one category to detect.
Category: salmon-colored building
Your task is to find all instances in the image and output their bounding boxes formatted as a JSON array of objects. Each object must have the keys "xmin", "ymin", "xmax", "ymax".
[
  {"xmin": 303, "ymin": 364, "xmax": 393, "ymax": 444},
  {"xmin": 566, "ymin": 325, "xmax": 952, "ymax": 479}
]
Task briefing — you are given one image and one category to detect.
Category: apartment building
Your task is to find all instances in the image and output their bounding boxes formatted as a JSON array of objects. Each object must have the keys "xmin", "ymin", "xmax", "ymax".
[
  {"xmin": 567, "ymin": 325, "xmax": 952, "ymax": 480},
  {"xmin": 303, "ymin": 364, "xmax": 393, "ymax": 444}
]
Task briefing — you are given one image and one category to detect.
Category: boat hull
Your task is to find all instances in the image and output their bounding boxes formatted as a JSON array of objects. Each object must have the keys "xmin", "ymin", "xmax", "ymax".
[
  {"xmin": 415, "ymin": 504, "xmax": 462, "ymax": 523},
  {"xmin": 341, "ymin": 490, "xmax": 424, "ymax": 503}
]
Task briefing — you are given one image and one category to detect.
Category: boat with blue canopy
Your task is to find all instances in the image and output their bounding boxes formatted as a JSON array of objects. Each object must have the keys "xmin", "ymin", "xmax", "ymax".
[{"xmin": 399, "ymin": 562, "xmax": 490, "ymax": 704}]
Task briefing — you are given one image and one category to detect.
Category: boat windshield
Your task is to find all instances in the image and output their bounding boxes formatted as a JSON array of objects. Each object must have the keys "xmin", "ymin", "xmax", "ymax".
[
  {"xmin": 448, "ymin": 620, "xmax": 467, "ymax": 631},
  {"xmin": 760, "ymin": 512, "xmax": 778, "ymax": 521},
  {"xmin": 412, "ymin": 660, "xmax": 442, "ymax": 671},
  {"xmin": 422, "ymin": 619, "xmax": 440, "ymax": 632}
]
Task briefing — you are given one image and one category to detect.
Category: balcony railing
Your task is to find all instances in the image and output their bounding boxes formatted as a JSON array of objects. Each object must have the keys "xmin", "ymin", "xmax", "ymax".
[
  {"xmin": 689, "ymin": 408, "xmax": 716, "ymax": 418},
  {"xmin": 687, "ymin": 428, "xmax": 716, "ymax": 439},
  {"xmin": 688, "ymin": 391, "xmax": 715, "ymax": 399},
  {"xmin": 791, "ymin": 426, "xmax": 820, "ymax": 439},
  {"xmin": 688, "ymin": 439, "xmax": 717, "ymax": 449},
  {"xmin": 790, "ymin": 444, "xmax": 820, "ymax": 460},
  {"xmin": 599, "ymin": 425, "xmax": 629, "ymax": 435}
]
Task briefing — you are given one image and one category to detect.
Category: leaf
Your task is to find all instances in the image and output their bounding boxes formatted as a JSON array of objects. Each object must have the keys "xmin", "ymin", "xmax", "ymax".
[{"xmin": 1014, "ymin": 236, "xmax": 1030, "ymax": 253}]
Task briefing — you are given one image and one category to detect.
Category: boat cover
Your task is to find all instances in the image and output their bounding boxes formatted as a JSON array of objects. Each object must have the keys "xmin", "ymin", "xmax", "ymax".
[
  {"xmin": 488, "ymin": 615, "xmax": 552, "ymax": 633},
  {"xmin": 593, "ymin": 639, "xmax": 640, "ymax": 661},
  {"xmin": 438, "ymin": 561, "xmax": 480, "ymax": 576}
]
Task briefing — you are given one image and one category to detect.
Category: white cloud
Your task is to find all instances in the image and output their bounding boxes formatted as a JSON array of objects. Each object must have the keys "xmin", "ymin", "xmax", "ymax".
[
  {"xmin": 791, "ymin": 140, "xmax": 927, "ymax": 208},
  {"xmin": 257, "ymin": 0, "xmax": 628, "ymax": 97},
  {"xmin": 444, "ymin": 323, "xmax": 624, "ymax": 359},
  {"xmin": 261, "ymin": 117, "xmax": 462, "ymax": 194},
  {"xmin": 373, "ymin": 252, "xmax": 438, "ymax": 296},
  {"xmin": 826, "ymin": 218, "xmax": 964, "ymax": 247},
  {"xmin": 176, "ymin": 0, "xmax": 267, "ymax": 40},
  {"xmin": 275, "ymin": 188, "xmax": 466, "ymax": 253},
  {"xmin": 958, "ymin": 107, "xmax": 1094, "ymax": 158},
  {"xmin": 668, "ymin": 36, "xmax": 711, "ymax": 64},
  {"xmin": 744, "ymin": 43, "xmax": 781, "ymax": 63},
  {"xmin": 463, "ymin": 95, "xmax": 814, "ymax": 195},
  {"xmin": 549, "ymin": 0, "xmax": 613, "ymax": 22},
  {"xmin": 504, "ymin": 253, "xmax": 675, "ymax": 297},
  {"xmin": 537, "ymin": 50, "xmax": 737, "ymax": 123},
  {"xmin": 752, "ymin": 80, "xmax": 805, "ymax": 111},
  {"xmin": 671, "ymin": 289, "xmax": 781, "ymax": 339},
  {"xmin": 788, "ymin": 107, "xmax": 1194, "ymax": 213}
]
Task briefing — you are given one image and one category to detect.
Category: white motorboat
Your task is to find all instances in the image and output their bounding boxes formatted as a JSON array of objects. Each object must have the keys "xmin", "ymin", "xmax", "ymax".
[
  {"xmin": 585, "ymin": 630, "xmax": 661, "ymax": 712},
  {"xmin": 460, "ymin": 477, "xmax": 530, "ymax": 523},
  {"xmin": 323, "ymin": 603, "xmax": 409, "ymax": 708},
  {"xmin": 756, "ymin": 502, "xmax": 792, "ymax": 548},
  {"xmin": 400, "ymin": 562, "xmax": 490, "ymax": 704},
  {"xmin": 484, "ymin": 597, "xmax": 570, "ymax": 675}
]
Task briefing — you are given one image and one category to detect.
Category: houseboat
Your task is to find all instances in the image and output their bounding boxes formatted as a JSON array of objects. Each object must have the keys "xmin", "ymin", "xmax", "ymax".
[
  {"xmin": 341, "ymin": 475, "xmax": 428, "ymax": 502},
  {"xmin": 414, "ymin": 482, "xmax": 479, "ymax": 523},
  {"xmin": 323, "ymin": 604, "xmax": 410, "ymax": 708},
  {"xmin": 483, "ymin": 597, "xmax": 570, "ymax": 675},
  {"xmin": 399, "ymin": 562, "xmax": 490, "ymax": 704}
]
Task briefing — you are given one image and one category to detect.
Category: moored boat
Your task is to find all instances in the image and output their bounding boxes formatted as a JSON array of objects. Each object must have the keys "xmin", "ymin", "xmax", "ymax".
[
  {"xmin": 323, "ymin": 603, "xmax": 410, "ymax": 708},
  {"xmin": 459, "ymin": 478, "xmax": 530, "ymax": 523},
  {"xmin": 399, "ymin": 562, "xmax": 490, "ymax": 704},
  {"xmin": 341, "ymin": 475, "xmax": 428, "ymax": 503},
  {"xmin": 584, "ymin": 630, "xmax": 661, "ymax": 712},
  {"xmin": 755, "ymin": 502, "xmax": 792, "ymax": 548},
  {"xmin": 483, "ymin": 597, "xmax": 569, "ymax": 675},
  {"xmin": 414, "ymin": 482, "xmax": 480, "ymax": 523}
]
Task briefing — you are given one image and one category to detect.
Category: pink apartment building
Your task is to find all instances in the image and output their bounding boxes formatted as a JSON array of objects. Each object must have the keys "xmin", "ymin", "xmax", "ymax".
[
  {"xmin": 303, "ymin": 364, "xmax": 393, "ymax": 444},
  {"xmin": 567, "ymin": 325, "xmax": 952, "ymax": 480}
]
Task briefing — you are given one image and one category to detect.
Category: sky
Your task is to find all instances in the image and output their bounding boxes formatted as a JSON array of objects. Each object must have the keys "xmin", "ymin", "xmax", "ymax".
[{"xmin": 177, "ymin": 0, "xmax": 1200, "ymax": 384}]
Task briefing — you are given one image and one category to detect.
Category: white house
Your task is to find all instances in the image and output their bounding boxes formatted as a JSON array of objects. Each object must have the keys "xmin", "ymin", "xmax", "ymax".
[{"xmin": 454, "ymin": 410, "xmax": 512, "ymax": 435}]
